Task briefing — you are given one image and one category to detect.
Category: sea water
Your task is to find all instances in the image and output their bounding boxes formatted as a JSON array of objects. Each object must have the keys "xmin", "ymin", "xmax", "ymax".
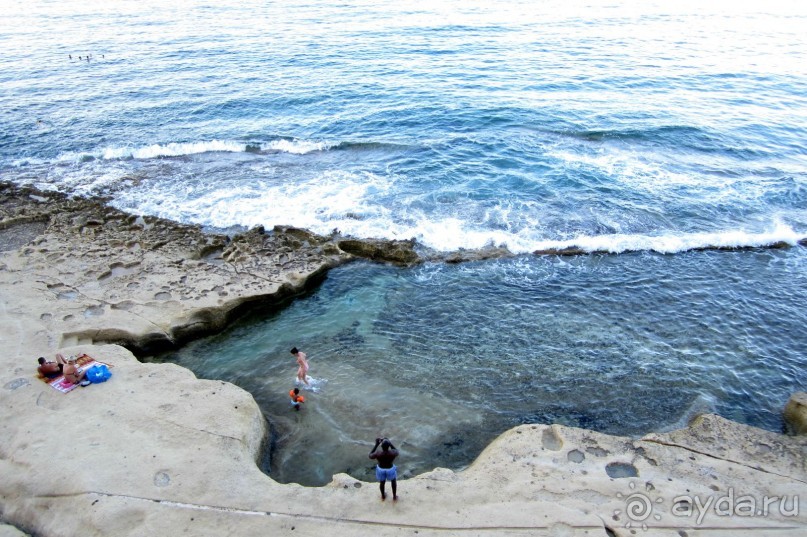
[
  {"xmin": 159, "ymin": 248, "xmax": 807, "ymax": 486},
  {"xmin": 2, "ymin": 0, "xmax": 806, "ymax": 486}
]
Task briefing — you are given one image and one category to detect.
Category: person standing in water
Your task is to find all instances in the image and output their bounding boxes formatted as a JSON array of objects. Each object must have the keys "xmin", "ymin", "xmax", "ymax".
[
  {"xmin": 290, "ymin": 347, "xmax": 309, "ymax": 386},
  {"xmin": 369, "ymin": 437, "xmax": 399, "ymax": 501}
]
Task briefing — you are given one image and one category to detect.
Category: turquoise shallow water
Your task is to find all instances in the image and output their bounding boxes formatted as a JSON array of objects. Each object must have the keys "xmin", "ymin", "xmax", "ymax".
[
  {"xmin": 158, "ymin": 247, "xmax": 807, "ymax": 485},
  {"xmin": 2, "ymin": 0, "xmax": 806, "ymax": 485}
]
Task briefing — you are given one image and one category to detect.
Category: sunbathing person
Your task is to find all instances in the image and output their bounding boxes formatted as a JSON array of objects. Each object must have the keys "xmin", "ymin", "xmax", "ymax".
[
  {"xmin": 61, "ymin": 355, "xmax": 87, "ymax": 385},
  {"xmin": 37, "ymin": 356, "xmax": 64, "ymax": 379}
]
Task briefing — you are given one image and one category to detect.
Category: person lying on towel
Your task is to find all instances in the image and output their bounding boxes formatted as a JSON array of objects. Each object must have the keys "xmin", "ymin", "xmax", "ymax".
[
  {"xmin": 37, "ymin": 356, "xmax": 64, "ymax": 379},
  {"xmin": 61, "ymin": 355, "xmax": 87, "ymax": 385}
]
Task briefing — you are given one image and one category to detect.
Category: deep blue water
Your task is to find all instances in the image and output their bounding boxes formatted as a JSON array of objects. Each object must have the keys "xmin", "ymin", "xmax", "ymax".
[{"xmin": 2, "ymin": 1, "xmax": 806, "ymax": 485}]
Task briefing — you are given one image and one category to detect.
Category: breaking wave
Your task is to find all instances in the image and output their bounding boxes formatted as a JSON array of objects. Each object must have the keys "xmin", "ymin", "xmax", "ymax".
[
  {"xmin": 528, "ymin": 225, "xmax": 806, "ymax": 256},
  {"xmin": 41, "ymin": 138, "xmax": 334, "ymax": 163}
]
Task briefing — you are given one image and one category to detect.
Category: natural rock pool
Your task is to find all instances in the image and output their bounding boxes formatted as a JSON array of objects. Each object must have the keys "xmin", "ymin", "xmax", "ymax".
[{"xmin": 153, "ymin": 248, "xmax": 807, "ymax": 486}]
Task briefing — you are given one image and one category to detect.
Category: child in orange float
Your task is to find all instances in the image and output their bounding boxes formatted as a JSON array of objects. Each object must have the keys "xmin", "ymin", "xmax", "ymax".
[{"xmin": 289, "ymin": 387, "xmax": 305, "ymax": 411}]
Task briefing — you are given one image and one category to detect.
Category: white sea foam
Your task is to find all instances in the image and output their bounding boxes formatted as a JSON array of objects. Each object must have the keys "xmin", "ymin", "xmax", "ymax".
[
  {"xmin": 113, "ymin": 168, "xmax": 395, "ymax": 234},
  {"xmin": 14, "ymin": 149, "xmax": 807, "ymax": 257},
  {"xmin": 398, "ymin": 218, "xmax": 803, "ymax": 255},
  {"xmin": 530, "ymin": 223, "xmax": 802, "ymax": 255},
  {"xmin": 103, "ymin": 140, "xmax": 247, "ymax": 160},
  {"xmin": 264, "ymin": 139, "xmax": 331, "ymax": 154},
  {"xmin": 547, "ymin": 146, "xmax": 729, "ymax": 195},
  {"xmin": 47, "ymin": 138, "xmax": 332, "ymax": 163},
  {"xmin": 112, "ymin": 163, "xmax": 805, "ymax": 256}
]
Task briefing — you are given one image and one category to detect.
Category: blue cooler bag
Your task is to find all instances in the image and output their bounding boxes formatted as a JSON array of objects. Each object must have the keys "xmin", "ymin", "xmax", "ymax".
[{"xmin": 86, "ymin": 364, "xmax": 112, "ymax": 383}]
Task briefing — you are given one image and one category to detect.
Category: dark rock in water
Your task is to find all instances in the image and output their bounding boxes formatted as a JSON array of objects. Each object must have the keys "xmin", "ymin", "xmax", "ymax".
[
  {"xmin": 338, "ymin": 238, "xmax": 420, "ymax": 266},
  {"xmin": 534, "ymin": 240, "xmax": 806, "ymax": 257},
  {"xmin": 333, "ymin": 326, "xmax": 365, "ymax": 347},
  {"xmin": 533, "ymin": 247, "xmax": 588, "ymax": 256},
  {"xmin": 518, "ymin": 406, "xmax": 612, "ymax": 433},
  {"xmin": 783, "ymin": 392, "xmax": 807, "ymax": 435},
  {"xmin": 443, "ymin": 245, "xmax": 513, "ymax": 264}
]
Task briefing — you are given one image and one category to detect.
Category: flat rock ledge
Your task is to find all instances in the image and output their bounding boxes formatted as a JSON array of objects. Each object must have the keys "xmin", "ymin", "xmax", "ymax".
[{"xmin": 1, "ymin": 183, "xmax": 805, "ymax": 537}]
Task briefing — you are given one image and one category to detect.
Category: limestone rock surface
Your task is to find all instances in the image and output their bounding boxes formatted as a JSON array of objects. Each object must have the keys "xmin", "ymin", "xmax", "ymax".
[{"xmin": 1, "ymin": 183, "xmax": 805, "ymax": 536}]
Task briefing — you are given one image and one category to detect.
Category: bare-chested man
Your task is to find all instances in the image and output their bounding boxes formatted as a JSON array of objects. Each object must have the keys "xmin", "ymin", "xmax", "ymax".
[
  {"xmin": 369, "ymin": 437, "xmax": 399, "ymax": 501},
  {"xmin": 37, "ymin": 356, "xmax": 64, "ymax": 379},
  {"xmin": 290, "ymin": 347, "xmax": 309, "ymax": 386}
]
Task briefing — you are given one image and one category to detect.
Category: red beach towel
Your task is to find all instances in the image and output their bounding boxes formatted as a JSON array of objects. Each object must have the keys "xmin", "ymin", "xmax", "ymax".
[{"xmin": 39, "ymin": 353, "xmax": 111, "ymax": 393}]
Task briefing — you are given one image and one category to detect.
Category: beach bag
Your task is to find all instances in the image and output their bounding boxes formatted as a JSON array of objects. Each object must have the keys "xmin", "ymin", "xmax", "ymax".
[{"xmin": 86, "ymin": 364, "xmax": 112, "ymax": 383}]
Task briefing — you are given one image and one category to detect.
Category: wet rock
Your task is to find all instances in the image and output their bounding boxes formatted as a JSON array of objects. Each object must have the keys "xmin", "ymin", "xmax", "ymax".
[
  {"xmin": 541, "ymin": 428, "xmax": 563, "ymax": 451},
  {"xmin": 533, "ymin": 246, "xmax": 588, "ymax": 256},
  {"xmin": 338, "ymin": 238, "xmax": 420, "ymax": 265},
  {"xmin": 443, "ymin": 245, "xmax": 512, "ymax": 263},
  {"xmin": 784, "ymin": 392, "xmax": 807, "ymax": 435},
  {"xmin": 0, "ymin": 182, "xmax": 427, "ymax": 353}
]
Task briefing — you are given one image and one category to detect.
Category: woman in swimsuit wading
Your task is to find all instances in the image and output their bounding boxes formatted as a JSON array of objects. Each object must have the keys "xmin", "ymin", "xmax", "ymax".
[{"xmin": 290, "ymin": 347, "xmax": 309, "ymax": 386}]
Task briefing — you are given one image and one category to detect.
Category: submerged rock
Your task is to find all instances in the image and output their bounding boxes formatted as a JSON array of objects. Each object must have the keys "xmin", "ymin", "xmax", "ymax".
[{"xmin": 784, "ymin": 392, "xmax": 807, "ymax": 435}]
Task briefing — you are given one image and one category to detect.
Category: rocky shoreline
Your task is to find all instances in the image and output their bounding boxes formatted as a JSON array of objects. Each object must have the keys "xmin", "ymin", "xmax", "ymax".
[
  {"xmin": 1, "ymin": 182, "xmax": 805, "ymax": 536},
  {"xmin": 0, "ymin": 181, "xmax": 426, "ymax": 354}
]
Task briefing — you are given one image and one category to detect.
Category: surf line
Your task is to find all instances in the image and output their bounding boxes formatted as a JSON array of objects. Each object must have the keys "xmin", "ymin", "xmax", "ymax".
[{"xmin": 532, "ymin": 239, "xmax": 807, "ymax": 257}]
